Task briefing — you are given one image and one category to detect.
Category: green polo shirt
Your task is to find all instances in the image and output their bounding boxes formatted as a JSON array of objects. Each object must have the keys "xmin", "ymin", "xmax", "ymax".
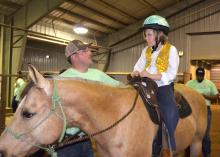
[
  {"xmin": 59, "ymin": 68, "xmax": 120, "ymax": 86},
  {"xmin": 14, "ymin": 78, "xmax": 26, "ymax": 101},
  {"xmin": 186, "ymin": 79, "xmax": 218, "ymax": 106},
  {"xmin": 59, "ymin": 68, "xmax": 121, "ymax": 135}
]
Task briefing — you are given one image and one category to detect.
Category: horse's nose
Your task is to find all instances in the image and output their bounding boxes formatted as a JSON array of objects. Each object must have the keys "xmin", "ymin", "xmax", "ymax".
[{"xmin": 0, "ymin": 150, "xmax": 5, "ymax": 157}]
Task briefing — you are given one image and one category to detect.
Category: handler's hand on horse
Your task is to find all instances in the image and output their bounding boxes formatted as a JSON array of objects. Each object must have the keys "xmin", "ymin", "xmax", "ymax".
[{"xmin": 131, "ymin": 71, "xmax": 140, "ymax": 77}]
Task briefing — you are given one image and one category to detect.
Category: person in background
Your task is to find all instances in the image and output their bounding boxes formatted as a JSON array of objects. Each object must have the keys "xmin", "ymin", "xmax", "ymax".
[
  {"xmin": 57, "ymin": 39, "xmax": 121, "ymax": 157},
  {"xmin": 186, "ymin": 67, "xmax": 218, "ymax": 157},
  {"xmin": 12, "ymin": 71, "xmax": 26, "ymax": 113},
  {"xmin": 131, "ymin": 15, "xmax": 179, "ymax": 157}
]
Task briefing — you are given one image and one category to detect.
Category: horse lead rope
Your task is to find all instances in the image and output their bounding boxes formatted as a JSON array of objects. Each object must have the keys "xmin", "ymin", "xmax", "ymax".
[{"xmin": 52, "ymin": 79, "xmax": 67, "ymax": 143}]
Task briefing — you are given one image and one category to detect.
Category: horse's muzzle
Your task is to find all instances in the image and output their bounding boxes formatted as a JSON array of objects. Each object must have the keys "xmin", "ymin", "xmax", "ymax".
[{"xmin": 0, "ymin": 150, "xmax": 17, "ymax": 157}]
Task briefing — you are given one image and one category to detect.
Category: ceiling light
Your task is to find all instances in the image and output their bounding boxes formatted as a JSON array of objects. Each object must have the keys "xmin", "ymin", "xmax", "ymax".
[{"xmin": 73, "ymin": 25, "xmax": 88, "ymax": 34}]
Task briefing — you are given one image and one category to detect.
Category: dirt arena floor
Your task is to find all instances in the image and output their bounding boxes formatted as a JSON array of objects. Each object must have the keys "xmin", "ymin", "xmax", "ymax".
[{"xmin": 5, "ymin": 105, "xmax": 220, "ymax": 157}]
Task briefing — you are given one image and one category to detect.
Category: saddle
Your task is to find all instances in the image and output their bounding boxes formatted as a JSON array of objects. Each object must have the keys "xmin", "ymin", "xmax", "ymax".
[{"xmin": 127, "ymin": 75, "xmax": 192, "ymax": 125}]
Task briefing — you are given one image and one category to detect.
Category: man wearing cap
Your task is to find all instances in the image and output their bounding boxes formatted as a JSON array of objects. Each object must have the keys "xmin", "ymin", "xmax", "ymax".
[
  {"xmin": 57, "ymin": 40, "xmax": 121, "ymax": 157},
  {"xmin": 186, "ymin": 67, "xmax": 218, "ymax": 157}
]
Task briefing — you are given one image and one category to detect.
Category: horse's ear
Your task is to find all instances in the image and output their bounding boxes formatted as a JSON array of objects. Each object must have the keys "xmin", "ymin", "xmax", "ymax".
[{"xmin": 27, "ymin": 64, "xmax": 50, "ymax": 90}]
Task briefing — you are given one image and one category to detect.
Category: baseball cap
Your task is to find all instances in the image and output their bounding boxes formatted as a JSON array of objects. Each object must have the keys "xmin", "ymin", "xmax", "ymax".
[
  {"xmin": 196, "ymin": 67, "xmax": 205, "ymax": 76},
  {"xmin": 65, "ymin": 40, "xmax": 91, "ymax": 58}
]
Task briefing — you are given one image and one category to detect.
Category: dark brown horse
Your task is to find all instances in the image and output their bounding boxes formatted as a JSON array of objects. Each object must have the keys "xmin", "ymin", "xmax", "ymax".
[{"xmin": 0, "ymin": 65, "xmax": 207, "ymax": 157}]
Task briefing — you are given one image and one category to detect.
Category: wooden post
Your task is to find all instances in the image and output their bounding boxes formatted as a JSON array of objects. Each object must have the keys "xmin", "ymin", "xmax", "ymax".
[{"xmin": 183, "ymin": 72, "xmax": 191, "ymax": 84}]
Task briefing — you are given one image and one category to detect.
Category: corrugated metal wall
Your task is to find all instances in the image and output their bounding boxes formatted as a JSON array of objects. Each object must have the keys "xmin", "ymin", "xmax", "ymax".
[
  {"xmin": 22, "ymin": 39, "xmax": 102, "ymax": 73},
  {"xmin": 22, "ymin": 39, "xmax": 69, "ymax": 72},
  {"xmin": 23, "ymin": 23, "xmax": 97, "ymax": 73},
  {"xmin": 109, "ymin": 33, "xmax": 145, "ymax": 72},
  {"xmin": 108, "ymin": 0, "xmax": 220, "ymax": 73}
]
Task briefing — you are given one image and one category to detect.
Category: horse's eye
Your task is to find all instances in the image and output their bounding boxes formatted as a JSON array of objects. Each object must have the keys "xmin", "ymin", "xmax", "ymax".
[{"xmin": 22, "ymin": 110, "xmax": 36, "ymax": 119}]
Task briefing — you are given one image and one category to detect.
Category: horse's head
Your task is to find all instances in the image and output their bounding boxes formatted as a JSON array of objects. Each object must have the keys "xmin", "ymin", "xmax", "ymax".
[{"xmin": 0, "ymin": 65, "xmax": 64, "ymax": 157}]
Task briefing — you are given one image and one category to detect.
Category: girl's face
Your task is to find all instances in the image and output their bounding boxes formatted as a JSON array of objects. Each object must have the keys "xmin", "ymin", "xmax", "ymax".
[{"xmin": 144, "ymin": 29, "xmax": 156, "ymax": 47}]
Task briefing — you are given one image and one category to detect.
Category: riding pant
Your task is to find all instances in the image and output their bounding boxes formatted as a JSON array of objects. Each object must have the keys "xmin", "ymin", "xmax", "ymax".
[{"xmin": 156, "ymin": 83, "xmax": 179, "ymax": 150}]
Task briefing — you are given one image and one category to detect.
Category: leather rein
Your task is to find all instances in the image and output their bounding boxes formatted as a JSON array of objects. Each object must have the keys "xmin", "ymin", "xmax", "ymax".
[{"xmin": 52, "ymin": 87, "xmax": 139, "ymax": 150}]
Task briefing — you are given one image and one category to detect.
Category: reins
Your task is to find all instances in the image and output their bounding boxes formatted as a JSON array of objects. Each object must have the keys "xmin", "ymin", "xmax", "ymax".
[{"xmin": 52, "ymin": 88, "xmax": 139, "ymax": 150}]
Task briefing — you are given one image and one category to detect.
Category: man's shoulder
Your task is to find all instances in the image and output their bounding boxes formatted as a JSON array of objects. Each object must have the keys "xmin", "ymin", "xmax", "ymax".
[
  {"xmin": 186, "ymin": 80, "xmax": 196, "ymax": 85},
  {"xmin": 204, "ymin": 79, "xmax": 216, "ymax": 87},
  {"xmin": 59, "ymin": 68, "xmax": 76, "ymax": 77},
  {"xmin": 204, "ymin": 79, "xmax": 213, "ymax": 83}
]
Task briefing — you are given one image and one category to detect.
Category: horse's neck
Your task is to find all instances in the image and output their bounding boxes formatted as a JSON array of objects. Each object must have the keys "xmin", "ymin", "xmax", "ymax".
[{"xmin": 57, "ymin": 80, "xmax": 122, "ymax": 134}]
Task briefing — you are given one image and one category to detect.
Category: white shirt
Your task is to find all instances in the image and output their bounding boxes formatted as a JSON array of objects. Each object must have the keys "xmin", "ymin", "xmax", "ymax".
[{"xmin": 134, "ymin": 44, "xmax": 179, "ymax": 87}]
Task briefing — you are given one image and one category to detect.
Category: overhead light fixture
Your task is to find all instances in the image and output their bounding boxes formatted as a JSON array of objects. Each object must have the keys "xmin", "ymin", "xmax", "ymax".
[
  {"xmin": 46, "ymin": 55, "xmax": 50, "ymax": 59},
  {"xmin": 73, "ymin": 25, "xmax": 88, "ymax": 34}
]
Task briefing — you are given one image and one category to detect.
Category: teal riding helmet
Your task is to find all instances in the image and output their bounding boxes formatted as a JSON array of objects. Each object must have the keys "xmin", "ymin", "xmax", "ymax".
[{"xmin": 142, "ymin": 15, "xmax": 170, "ymax": 35}]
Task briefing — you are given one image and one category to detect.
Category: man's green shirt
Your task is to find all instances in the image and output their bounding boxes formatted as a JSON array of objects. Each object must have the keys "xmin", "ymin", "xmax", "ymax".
[
  {"xmin": 59, "ymin": 68, "xmax": 120, "ymax": 86},
  {"xmin": 186, "ymin": 79, "xmax": 218, "ymax": 106}
]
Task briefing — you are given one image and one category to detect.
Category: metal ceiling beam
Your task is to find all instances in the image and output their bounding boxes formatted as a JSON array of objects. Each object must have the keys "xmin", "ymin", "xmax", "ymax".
[
  {"xmin": 48, "ymin": 15, "xmax": 107, "ymax": 36},
  {"xmin": 57, "ymin": 7, "xmax": 117, "ymax": 32},
  {"xmin": 139, "ymin": 0, "xmax": 159, "ymax": 12},
  {"xmin": 97, "ymin": 0, "xmax": 139, "ymax": 21},
  {"xmin": 66, "ymin": 0, "xmax": 127, "ymax": 26},
  {"xmin": 102, "ymin": 0, "xmax": 203, "ymax": 47},
  {"xmin": 0, "ymin": 1, "xmax": 22, "ymax": 10},
  {"xmin": 0, "ymin": 10, "xmax": 9, "ymax": 15},
  {"xmin": 13, "ymin": 0, "xmax": 65, "ymax": 29}
]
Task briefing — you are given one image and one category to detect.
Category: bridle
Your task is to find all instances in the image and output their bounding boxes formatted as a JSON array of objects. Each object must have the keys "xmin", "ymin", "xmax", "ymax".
[
  {"xmin": 2, "ymin": 80, "xmax": 66, "ymax": 157},
  {"xmin": 1, "ymin": 79, "xmax": 139, "ymax": 157}
]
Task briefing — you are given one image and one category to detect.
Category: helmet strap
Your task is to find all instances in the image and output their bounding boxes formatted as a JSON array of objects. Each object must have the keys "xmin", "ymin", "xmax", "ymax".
[
  {"xmin": 152, "ymin": 31, "xmax": 160, "ymax": 53},
  {"xmin": 152, "ymin": 31, "xmax": 167, "ymax": 53}
]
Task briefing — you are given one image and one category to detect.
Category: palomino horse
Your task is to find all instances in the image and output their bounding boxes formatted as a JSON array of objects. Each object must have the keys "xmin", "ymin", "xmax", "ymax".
[{"xmin": 0, "ymin": 65, "xmax": 207, "ymax": 157}]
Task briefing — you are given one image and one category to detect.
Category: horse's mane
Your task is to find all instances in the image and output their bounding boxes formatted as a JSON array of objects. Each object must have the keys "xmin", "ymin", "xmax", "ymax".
[
  {"xmin": 20, "ymin": 77, "xmax": 129, "ymax": 100},
  {"xmin": 55, "ymin": 76, "xmax": 129, "ymax": 88}
]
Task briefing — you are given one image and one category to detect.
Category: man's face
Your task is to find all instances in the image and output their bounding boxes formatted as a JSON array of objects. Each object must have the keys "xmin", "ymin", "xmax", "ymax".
[
  {"xmin": 75, "ymin": 47, "xmax": 93, "ymax": 66},
  {"xmin": 196, "ymin": 74, "xmax": 204, "ymax": 83},
  {"xmin": 144, "ymin": 29, "xmax": 156, "ymax": 47}
]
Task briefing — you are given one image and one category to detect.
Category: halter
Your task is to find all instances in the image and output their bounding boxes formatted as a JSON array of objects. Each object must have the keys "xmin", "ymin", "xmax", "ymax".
[{"xmin": 2, "ymin": 80, "xmax": 67, "ymax": 157}]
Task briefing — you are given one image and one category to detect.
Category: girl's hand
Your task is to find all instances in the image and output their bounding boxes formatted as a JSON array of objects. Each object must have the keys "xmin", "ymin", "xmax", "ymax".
[
  {"xmin": 139, "ymin": 71, "xmax": 150, "ymax": 77},
  {"xmin": 131, "ymin": 71, "xmax": 140, "ymax": 77}
]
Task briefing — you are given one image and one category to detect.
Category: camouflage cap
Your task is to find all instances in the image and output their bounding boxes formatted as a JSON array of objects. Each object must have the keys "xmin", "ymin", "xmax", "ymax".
[{"xmin": 65, "ymin": 40, "xmax": 91, "ymax": 58}]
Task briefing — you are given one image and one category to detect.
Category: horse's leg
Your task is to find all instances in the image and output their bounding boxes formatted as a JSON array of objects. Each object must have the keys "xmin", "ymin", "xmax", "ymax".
[{"xmin": 190, "ymin": 138, "xmax": 202, "ymax": 157}]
